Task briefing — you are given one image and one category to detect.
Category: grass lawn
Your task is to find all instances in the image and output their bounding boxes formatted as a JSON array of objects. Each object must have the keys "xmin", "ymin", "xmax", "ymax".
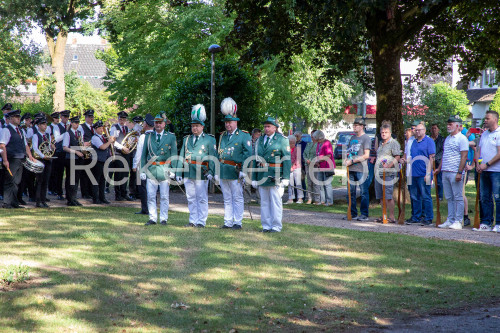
[{"xmin": 1, "ymin": 207, "xmax": 498, "ymax": 332}]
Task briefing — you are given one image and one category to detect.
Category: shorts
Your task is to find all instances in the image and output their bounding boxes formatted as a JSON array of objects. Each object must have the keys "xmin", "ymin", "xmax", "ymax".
[{"xmin": 375, "ymin": 173, "xmax": 396, "ymax": 200}]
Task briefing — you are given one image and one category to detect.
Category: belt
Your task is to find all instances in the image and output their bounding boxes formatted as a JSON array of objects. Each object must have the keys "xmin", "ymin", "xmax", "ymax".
[
  {"xmin": 259, "ymin": 162, "xmax": 282, "ymax": 168},
  {"xmin": 152, "ymin": 161, "xmax": 170, "ymax": 166},
  {"xmin": 220, "ymin": 159, "xmax": 241, "ymax": 168},
  {"xmin": 187, "ymin": 160, "xmax": 208, "ymax": 167}
]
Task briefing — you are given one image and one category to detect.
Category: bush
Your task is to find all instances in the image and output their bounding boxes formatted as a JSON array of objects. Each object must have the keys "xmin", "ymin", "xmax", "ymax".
[{"xmin": 1, "ymin": 264, "xmax": 30, "ymax": 284}]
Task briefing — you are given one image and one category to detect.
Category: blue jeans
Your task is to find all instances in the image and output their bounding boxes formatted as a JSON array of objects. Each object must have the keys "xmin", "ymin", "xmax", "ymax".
[
  {"xmin": 479, "ymin": 171, "xmax": 500, "ymax": 226},
  {"xmin": 348, "ymin": 171, "xmax": 370, "ymax": 217},
  {"xmin": 409, "ymin": 176, "xmax": 433, "ymax": 222}
]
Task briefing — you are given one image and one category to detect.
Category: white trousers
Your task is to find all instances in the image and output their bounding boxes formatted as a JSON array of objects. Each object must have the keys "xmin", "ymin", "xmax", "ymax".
[
  {"xmin": 185, "ymin": 179, "xmax": 209, "ymax": 226},
  {"xmin": 288, "ymin": 168, "xmax": 304, "ymax": 200},
  {"xmin": 259, "ymin": 185, "xmax": 285, "ymax": 232},
  {"xmin": 147, "ymin": 178, "xmax": 170, "ymax": 222},
  {"xmin": 220, "ymin": 179, "xmax": 244, "ymax": 227}
]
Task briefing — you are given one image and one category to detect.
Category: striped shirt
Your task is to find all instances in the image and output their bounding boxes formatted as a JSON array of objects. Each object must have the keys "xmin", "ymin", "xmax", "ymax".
[{"xmin": 441, "ymin": 132, "xmax": 469, "ymax": 173}]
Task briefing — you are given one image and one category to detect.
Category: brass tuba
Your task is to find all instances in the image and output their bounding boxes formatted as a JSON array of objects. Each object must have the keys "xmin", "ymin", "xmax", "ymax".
[{"xmin": 121, "ymin": 130, "xmax": 140, "ymax": 154}]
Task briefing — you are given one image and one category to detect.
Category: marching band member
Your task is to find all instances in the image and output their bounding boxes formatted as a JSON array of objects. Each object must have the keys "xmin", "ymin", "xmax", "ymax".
[
  {"xmin": 0, "ymin": 103, "xmax": 13, "ymax": 200},
  {"xmin": 32, "ymin": 117, "xmax": 54, "ymax": 208},
  {"xmin": 50, "ymin": 110, "xmax": 70, "ymax": 200},
  {"xmin": 140, "ymin": 113, "xmax": 177, "ymax": 226},
  {"xmin": 132, "ymin": 116, "xmax": 144, "ymax": 132},
  {"xmin": 128, "ymin": 115, "xmax": 144, "ymax": 200},
  {"xmin": 133, "ymin": 114, "xmax": 154, "ymax": 215},
  {"xmin": 0, "ymin": 110, "xmax": 37, "ymax": 208},
  {"xmin": 90, "ymin": 120, "xmax": 115, "ymax": 204},
  {"xmin": 177, "ymin": 105, "xmax": 217, "ymax": 228},
  {"xmin": 217, "ymin": 97, "xmax": 252, "ymax": 230},
  {"xmin": 110, "ymin": 111, "xmax": 133, "ymax": 201},
  {"xmin": 80, "ymin": 109, "xmax": 95, "ymax": 199},
  {"xmin": 18, "ymin": 112, "xmax": 35, "ymax": 204},
  {"xmin": 251, "ymin": 117, "xmax": 291, "ymax": 232},
  {"xmin": 62, "ymin": 115, "xmax": 85, "ymax": 206}
]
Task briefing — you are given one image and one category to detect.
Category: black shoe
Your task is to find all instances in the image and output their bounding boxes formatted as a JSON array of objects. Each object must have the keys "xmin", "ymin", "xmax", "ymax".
[
  {"xmin": 196, "ymin": 224, "xmax": 205, "ymax": 228},
  {"xmin": 260, "ymin": 229, "xmax": 270, "ymax": 233},
  {"xmin": 57, "ymin": 195, "xmax": 65, "ymax": 200},
  {"xmin": 124, "ymin": 196, "xmax": 134, "ymax": 201},
  {"xmin": 2, "ymin": 204, "xmax": 13, "ymax": 209},
  {"xmin": 160, "ymin": 220, "xmax": 167, "ymax": 225},
  {"xmin": 405, "ymin": 219, "xmax": 420, "ymax": 225},
  {"xmin": 115, "ymin": 197, "xmax": 125, "ymax": 202},
  {"xmin": 18, "ymin": 199, "xmax": 27, "ymax": 205},
  {"xmin": 67, "ymin": 201, "xmax": 77, "ymax": 206},
  {"xmin": 42, "ymin": 202, "xmax": 49, "ymax": 208},
  {"xmin": 184, "ymin": 223, "xmax": 196, "ymax": 227},
  {"xmin": 12, "ymin": 204, "xmax": 24, "ymax": 208},
  {"xmin": 135, "ymin": 211, "xmax": 148, "ymax": 215},
  {"xmin": 420, "ymin": 220, "xmax": 433, "ymax": 226},
  {"xmin": 73, "ymin": 200, "xmax": 83, "ymax": 206},
  {"xmin": 220, "ymin": 225, "xmax": 232, "ymax": 229},
  {"xmin": 82, "ymin": 195, "xmax": 92, "ymax": 199},
  {"xmin": 463, "ymin": 217, "xmax": 471, "ymax": 226},
  {"xmin": 145, "ymin": 220, "xmax": 157, "ymax": 226},
  {"xmin": 35, "ymin": 202, "xmax": 43, "ymax": 208},
  {"xmin": 101, "ymin": 199, "xmax": 111, "ymax": 204},
  {"xmin": 45, "ymin": 198, "xmax": 51, "ymax": 202},
  {"xmin": 93, "ymin": 199, "xmax": 103, "ymax": 204},
  {"xmin": 232, "ymin": 225, "xmax": 242, "ymax": 230}
]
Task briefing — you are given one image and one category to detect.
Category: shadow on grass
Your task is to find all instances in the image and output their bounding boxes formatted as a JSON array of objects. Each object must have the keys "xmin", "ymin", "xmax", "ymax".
[{"xmin": 0, "ymin": 207, "xmax": 499, "ymax": 332}]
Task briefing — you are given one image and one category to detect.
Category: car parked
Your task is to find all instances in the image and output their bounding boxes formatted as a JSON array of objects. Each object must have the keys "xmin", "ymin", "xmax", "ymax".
[{"xmin": 333, "ymin": 131, "xmax": 355, "ymax": 159}]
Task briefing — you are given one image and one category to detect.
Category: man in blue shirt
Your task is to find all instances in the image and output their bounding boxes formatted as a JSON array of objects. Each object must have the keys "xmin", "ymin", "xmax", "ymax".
[{"xmin": 406, "ymin": 122, "xmax": 436, "ymax": 225}]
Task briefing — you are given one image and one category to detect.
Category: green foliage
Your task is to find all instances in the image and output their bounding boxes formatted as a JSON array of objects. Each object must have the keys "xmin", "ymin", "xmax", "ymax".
[
  {"xmin": 166, "ymin": 60, "xmax": 262, "ymax": 141},
  {"xmin": 490, "ymin": 89, "xmax": 500, "ymax": 115},
  {"xmin": 1, "ymin": 264, "xmax": 30, "ymax": 284},
  {"xmin": 405, "ymin": 82, "xmax": 470, "ymax": 132},
  {"xmin": 259, "ymin": 51, "xmax": 354, "ymax": 129},
  {"xmin": 37, "ymin": 72, "xmax": 120, "ymax": 120}
]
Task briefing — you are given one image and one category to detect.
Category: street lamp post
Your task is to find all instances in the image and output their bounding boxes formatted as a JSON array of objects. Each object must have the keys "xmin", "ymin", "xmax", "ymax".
[{"xmin": 208, "ymin": 44, "xmax": 222, "ymax": 135}]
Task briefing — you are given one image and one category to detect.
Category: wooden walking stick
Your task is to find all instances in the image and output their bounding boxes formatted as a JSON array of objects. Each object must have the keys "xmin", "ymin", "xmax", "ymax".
[
  {"xmin": 473, "ymin": 173, "xmax": 481, "ymax": 229},
  {"xmin": 346, "ymin": 165, "xmax": 352, "ymax": 221},
  {"xmin": 382, "ymin": 168, "xmax": 388, "ymax": 224},
  {"xmin": 433, "ymin": 162, "xmax": 441, "ymax": 227},
  {"xmin": 397, "ymin": 165, "xmax": 402, "ymax": 221},
  {"xmin": 398, "ymin": 164, "xmax": 406, "ymax": 225}
]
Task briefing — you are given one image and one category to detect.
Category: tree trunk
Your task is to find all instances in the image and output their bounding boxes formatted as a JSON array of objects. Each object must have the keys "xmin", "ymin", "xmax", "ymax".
[{"xmin": 46, "ymin": 30, "xmax": 68, "ymax": 111}]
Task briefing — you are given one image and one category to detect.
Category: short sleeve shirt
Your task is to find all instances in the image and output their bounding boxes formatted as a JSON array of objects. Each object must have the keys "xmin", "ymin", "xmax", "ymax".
[
  {"xmin": 375, "ymin": 138, "xmax": 401, "ymax": 176},
  {"xmin": 347, "ymin": 133, "xmax": 371, "ymax": 172},
  {"xmin": 410, "ymin": 135, "xmax": 436, "ymax": 177},
  {"xmin": 441, "ymin": 132, "xmax": 469, "ymax": 173},
  {"xmin": 479, "ymin": 127, "xmax": 500, "ymax": 172}
]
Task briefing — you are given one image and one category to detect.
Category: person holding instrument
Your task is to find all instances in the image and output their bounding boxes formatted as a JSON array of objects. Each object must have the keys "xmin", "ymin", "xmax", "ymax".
[{"xmin": 90, "ymin": 120, "xmax": 115, "ymax": 204}]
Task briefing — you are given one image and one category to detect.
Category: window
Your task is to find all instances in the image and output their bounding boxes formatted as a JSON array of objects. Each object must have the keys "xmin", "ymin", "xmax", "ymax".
[
  {"xmin": 73, "ymin": 55, "xmax": 78, "ymax": 61},
  {"xmin": 484, "ymin": 68, "xmax": 497, "ymax": 87}
]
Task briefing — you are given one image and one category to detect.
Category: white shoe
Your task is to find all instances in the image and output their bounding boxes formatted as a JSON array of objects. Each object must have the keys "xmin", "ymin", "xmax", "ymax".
[
  {"xmin": 438, "ymin": 220, "xmax": 453, "ymax": 228},
  {"xmin": 473, "ymin": 224, "xmax": 492, "ymax": 232},
  {"xmin": 448, "ymin": 222, "xmax": 463, "ymax": 230},
  {"xmin": 296, "ymin": 199, "xmax": 303, "ymax": 204},
  {"xmin": 285, "ymin": 199, "xmax": 294, "ymax": 205},
  {"xmin": 492, "ymin": 225, "xmax": 500, "ymax": 233}
]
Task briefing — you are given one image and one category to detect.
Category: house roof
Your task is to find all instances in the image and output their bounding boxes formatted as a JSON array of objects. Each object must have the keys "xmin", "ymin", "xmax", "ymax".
[
  {"xmin": 40, "ymin": 43, "xmax": 108, "ymax": 89},
  {"xmin": 466, "ymin": 88, "xmax": 497, "ymax": 104}
]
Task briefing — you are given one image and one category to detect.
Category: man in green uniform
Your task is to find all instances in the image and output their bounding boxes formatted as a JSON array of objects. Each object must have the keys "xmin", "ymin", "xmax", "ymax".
[
  {"xmin": 251, "ymin": 117, "xmax": 291, "ymax": 232},
  {"xmin": 140, "ymin": 113, "xmax": 177, "ymax": 226},
  {"xmin": 176, "ymin": 104, "xmax": 217, "ymax": 228},
  {"xmin": 216, "ymin": 97, "xmax": 252, "ymax": 229}
]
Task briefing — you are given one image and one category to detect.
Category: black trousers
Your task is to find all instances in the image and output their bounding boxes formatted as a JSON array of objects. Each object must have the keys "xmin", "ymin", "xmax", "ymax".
[
  {"xmin": 4, "ymin": 158, "xmax": 24, "ymax": 206},
  {"xmin": 0, "ymin": 167, "xmax": 4, "ymax": 197},
  {"xmin": 65, "ymin": 158, "xmax": 83, "ymax": 203},
  {"xmin": 92, "ymin": 161, "xmax": 106, "ymax": 202},
  {"xmin": 51, "ymin": 152, "xmax": 66, "ymax": 196},
  {"xmin": 35, "ymin": 160, "xmax": 52, "ymax": 203},
  {"xmin": 112, "ymin": 155, "xmax": 129, "ymax": 199},
  {"xmin": 79, "ymin": 158, "xmax": 93, "ymax": 197},
  {"xmin": 137, "ymin": 178, "xmax": 148, "ymax": 213},
  {"xmin": 18, "ymin": 167, "xmax": 35, "ymax": 201}
]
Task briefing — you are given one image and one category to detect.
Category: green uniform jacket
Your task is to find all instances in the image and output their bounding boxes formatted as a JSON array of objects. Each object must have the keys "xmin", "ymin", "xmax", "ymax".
[
  {"xmin": 177, "ymin": 132, "xmax": 217, "ymax": 180},
  {"xmin": 252, "ymin": 133, "xmax": 292, "ymax": 187},
  {"xmin": 218, "ymin": 128, "xmax": 252, "ymax": 180},
  {"xmin": 140, "ymin": 130, "xmax": 177, "ymax": 182}
]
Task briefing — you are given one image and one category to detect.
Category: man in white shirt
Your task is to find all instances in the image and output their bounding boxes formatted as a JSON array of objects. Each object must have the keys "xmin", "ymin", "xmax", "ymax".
[
  {"xmin": 50, "ymin": 110, "xmax": 70, "ymax": 200},
  {"xmin": 435, "ymin": 115, "xmax": 469, "ymax": 229},
  {"xmin": 474, "ymin": 110, "xmax": 500, "ymax": 232},
  {"xmin": 110, "ymin": 111, "xmax": 132, "ymax": 201},
  {"xmin": 62, "ymin": 115, "xmax": 86, "ymax": 206},
  {"xmin": 31, "ymin": 117, "xmax": 55, "ymax": 207},
  {"xmin": 132, "ymin": 114, "xmax": 154, "ymax": 215}
]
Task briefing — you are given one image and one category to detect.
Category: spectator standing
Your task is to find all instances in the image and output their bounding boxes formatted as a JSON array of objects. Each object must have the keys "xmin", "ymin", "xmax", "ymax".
[
  {"xmin": 401, "ymin": 121, "xmax": 419, "ymax": 221},
  {"xmin": 243, "ymin": 128, "xmax": 262, "ymax": 203},
  {"xmin": 374, "ymin": 123, "xmax": 401, "ymax": 223},
  {"xmin": 343, "ymin": 118, "xmax": 371, "ymax": 221},
  {"xmin": 460, "ymin": 124, "xmax": 476, "ymax": 226},
  {"xmin": 286, "ymin": 135, "xmax": 304, "ymax": 204},
  {"xmin": 314, "ymin": 130, "xmax": 335, "ymax": 206},
  {"xmin": 430, "ymin": 124, "xmax": 445, "ymax": 200},
  {"xmin": 405, "ymin": 121, "xmax": 435, "ymax": 225},
  {"xmin": 304, "ymin": 130, "xmax": 320, "ymax": 204},
  {"xmin": 294, "ymin": 131, "xmax": 308, "ymax": 200},
  {"xmin": 473, "ymin": 110, "xmax": 500, "ymax": 232},
  {"xmin": 435, "ymin": 116, "xmax": 469, "ymax": 229}
]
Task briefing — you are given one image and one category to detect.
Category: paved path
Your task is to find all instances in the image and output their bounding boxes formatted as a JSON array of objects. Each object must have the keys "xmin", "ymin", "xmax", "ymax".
[{"xmin": 17, "ymin": 189, "xmax": 500, "ymax": 247}]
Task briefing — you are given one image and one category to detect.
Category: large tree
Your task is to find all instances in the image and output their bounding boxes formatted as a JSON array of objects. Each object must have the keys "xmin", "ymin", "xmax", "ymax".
[
  {"xmin": 1, "ymin": 0, "xmax": 98, "ymax": 111},
  {"xmin": 225, "ymin": 0, "xmax": 500, "ymax": 142}
]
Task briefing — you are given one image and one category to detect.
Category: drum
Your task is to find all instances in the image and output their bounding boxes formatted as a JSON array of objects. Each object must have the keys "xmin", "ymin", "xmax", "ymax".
[{"xmin": 23, "ymin": 159, "xmax": 45, "ymax": 174}]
